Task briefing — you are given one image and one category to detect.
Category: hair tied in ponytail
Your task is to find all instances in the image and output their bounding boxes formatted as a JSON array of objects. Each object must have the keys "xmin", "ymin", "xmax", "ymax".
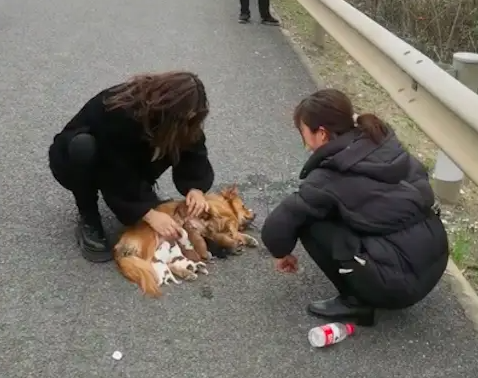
[{"xmin": 356, "ymin": 113, "xmax": 388, "ymax": 144}]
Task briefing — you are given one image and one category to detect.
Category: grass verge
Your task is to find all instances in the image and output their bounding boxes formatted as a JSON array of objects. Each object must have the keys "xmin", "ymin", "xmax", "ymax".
[{"xmin": 272, "ymin": 0, "xmax": 478, "ymax": 287}]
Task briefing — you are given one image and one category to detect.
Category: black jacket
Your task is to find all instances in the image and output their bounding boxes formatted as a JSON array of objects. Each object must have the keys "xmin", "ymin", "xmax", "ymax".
[
  {"xmin": 261, "ymin": 128, "xmax": 448, "ymax": 296},
  {"xmin": 50, "ymin": 86, "xmax": 214, "ymax": 225}
]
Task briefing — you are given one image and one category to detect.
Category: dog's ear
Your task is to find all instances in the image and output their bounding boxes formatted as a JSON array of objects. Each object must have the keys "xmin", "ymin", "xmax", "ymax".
[{"xmin": 221, "ymin": 184, "xmax": 239, "ymax": 200}]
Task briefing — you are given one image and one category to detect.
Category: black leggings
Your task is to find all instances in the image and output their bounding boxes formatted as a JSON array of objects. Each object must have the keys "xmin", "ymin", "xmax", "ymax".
[
  {"xmin": 239, "ymin": 0, "xmax": 271, "ymax": 17},
  {"xmin": 49, "ymin": 133, "xmax": 99, "ymax": 215}
]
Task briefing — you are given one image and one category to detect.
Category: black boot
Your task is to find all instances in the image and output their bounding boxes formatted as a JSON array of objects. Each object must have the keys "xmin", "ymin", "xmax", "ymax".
[
  {"xmin": 307, "ymin": 295, "xmax": 376, "ymax": 326},
  {"xmin": 75, "ymin": 213, "xmax": 111, "ymax": 263}
]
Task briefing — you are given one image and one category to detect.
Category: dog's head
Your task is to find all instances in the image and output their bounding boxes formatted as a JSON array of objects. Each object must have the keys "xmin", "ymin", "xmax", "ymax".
[{"xmin": 220, "ymin": 185, "xmax": 256, "ymax": 230}]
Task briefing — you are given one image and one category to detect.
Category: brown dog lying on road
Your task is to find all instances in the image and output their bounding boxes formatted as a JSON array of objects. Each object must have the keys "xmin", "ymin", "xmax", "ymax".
[{"xmin": 114, "ymin": 185, "xmax": 259, "ymax": 297}]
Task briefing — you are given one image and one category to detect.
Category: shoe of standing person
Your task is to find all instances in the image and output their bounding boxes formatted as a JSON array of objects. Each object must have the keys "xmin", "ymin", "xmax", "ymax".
[
  {"xmin": 238, "ymin": 12, "xmax": 251, "ymax": 23},
  {"xmin": 261, "ymin": 15, "xmax": 280, "ymax": 26}
]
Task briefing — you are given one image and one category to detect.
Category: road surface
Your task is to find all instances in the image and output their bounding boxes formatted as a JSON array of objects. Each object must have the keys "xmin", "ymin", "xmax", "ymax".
[{"xmin": 0, "ymin": 0, "xmax": 477, "ymax": 377}]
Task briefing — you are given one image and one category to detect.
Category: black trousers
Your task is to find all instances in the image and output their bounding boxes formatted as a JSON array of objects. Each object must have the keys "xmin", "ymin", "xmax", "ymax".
[
  {"xmin": 49, "ymin": 133, "xmax": 100, "ymax": 216},
  {"xmin": 240, "ymin": 0, "xmax": 271, "ymax": 18},
  {"xmin": 299, "ymin": 221, "xmax": 418, "ymax": 309}
]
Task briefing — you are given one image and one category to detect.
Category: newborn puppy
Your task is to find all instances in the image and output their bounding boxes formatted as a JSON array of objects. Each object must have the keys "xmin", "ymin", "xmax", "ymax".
[
  {"xmin": 177, "ymin": 228, "xmax": 213, "ymax": 262},
  {"xmin": 152, "ymin": 259, "xmax": 178, "ymax": 286},
  {"xmin": 168, "ymin": 242, "xmax": 209, "ymax": 281},
  {"xmin": 152, "ymin": 242, "xmax": 180, "ymax": 286}
]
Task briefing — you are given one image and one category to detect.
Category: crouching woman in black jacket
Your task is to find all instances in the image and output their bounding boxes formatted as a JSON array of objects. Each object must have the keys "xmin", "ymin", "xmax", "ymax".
[
  {"xmin": 49, "ymin": 71, "xmax": 214, "ymax": 263},
  {"xmin": 261, "ymin": 89, "xmax": 449, "ymax": 326}
]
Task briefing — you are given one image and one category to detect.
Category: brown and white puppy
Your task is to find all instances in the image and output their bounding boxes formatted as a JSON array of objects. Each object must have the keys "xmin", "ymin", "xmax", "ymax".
[{"xmin": 151, "ymin": 249, "xmax": 180, "ymax": 286}]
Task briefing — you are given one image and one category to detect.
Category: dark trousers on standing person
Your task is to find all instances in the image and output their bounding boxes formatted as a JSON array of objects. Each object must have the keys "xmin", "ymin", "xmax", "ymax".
[
  {"xmin": 238, "ymin": 0, "xmax": 279, "ymax": 25},
  {"xmin": 49, "ymin": 133, "xmax": 111, "ymax": 262},
  {"xmin": 298, "ymin": 221, "xmax": 448, "ymax": 326}
]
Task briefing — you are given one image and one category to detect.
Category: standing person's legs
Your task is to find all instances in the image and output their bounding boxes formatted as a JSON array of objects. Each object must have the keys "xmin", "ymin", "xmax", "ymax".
[
  {"xmin": 238, "ymin": 0, "xmax": 251, "ymax": 23},
  {"xmin": 49, "ymin": 133, "xmax": 111, "ymax": 262},
  {"xmin": 258, "ymin": 0, "xmax": 280, "ymax": 25},
  {"xmin": 299, "ymin": 221, "xmax": 376, "ymax": 326},
  {"xmin": 238, "ymin": 0, "xmax": 279, "ymax": 25}
]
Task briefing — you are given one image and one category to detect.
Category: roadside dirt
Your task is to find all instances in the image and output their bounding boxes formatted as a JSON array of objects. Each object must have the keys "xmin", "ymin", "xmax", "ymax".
[{"xmin": 272, "ymin": 0, "xmax": 478, "ymax": 286}]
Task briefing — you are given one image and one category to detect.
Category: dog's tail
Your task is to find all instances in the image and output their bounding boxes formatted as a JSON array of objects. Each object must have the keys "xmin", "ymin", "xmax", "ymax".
[{"xmin": 115, "ymin": 246, "xmax": 161, "ymax": 297}]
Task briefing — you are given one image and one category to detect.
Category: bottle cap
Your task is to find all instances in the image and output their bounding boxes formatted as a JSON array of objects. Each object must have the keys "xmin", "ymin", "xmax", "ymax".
[
  {"xmin": 345, "ymin": 323, "xmax": 355, "ymax": 335},
  {"xmin": 307, "ymin": 328, "xmax": 321, "ymax": 347}
]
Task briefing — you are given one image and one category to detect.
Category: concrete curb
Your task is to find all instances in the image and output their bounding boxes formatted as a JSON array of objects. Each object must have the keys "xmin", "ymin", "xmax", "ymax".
[{"xmin": 271, "ymin": 5, "xmax": 478, "ymax": 331}]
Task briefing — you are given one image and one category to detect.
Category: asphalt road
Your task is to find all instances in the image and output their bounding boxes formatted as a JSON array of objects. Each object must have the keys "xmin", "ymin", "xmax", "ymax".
[{"xmin": 1, "ymin": 0, "xmax": 477, "ymax": 377}]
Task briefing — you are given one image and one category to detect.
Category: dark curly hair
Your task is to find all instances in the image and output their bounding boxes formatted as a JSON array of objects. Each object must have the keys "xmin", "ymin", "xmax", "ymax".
[{"xmin": 103, "ymin": 71, "xmax": 209, "ymax": 163}]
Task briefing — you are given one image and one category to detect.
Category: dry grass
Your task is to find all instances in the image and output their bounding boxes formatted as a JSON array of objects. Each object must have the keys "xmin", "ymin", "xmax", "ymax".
[
  {"xmin": 272, "ymin": 0, "xmax": 478, "ymax": 286},
  {"xmin": 349, "ymin": 0, "xmax": 478, "ymax": 62}
]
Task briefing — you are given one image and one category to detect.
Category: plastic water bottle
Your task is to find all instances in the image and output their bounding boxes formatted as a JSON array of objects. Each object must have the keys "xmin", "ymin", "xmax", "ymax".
[{"xmin": 308, "ymin": 322, "xmax": 355, "ymax": 347}]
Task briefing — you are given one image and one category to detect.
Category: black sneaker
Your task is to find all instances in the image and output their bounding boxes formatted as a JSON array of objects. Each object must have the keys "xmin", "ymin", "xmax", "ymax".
[
  {"xmin": 75, "ymin": 214, "xmax": 112, "ymax": 263},
  {"xmin": 238, "ymin": 13, "xmax": 251, "ymax": 23},
  {"xmin": 261, "ymin": 15, "xmax": 280, "ymax": 26}
]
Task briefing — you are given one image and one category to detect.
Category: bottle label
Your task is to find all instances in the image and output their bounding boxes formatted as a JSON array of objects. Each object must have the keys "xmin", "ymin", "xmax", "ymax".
[{"xmin": 321, "ymin": 324, "xmax": 340, "ymax": 346}]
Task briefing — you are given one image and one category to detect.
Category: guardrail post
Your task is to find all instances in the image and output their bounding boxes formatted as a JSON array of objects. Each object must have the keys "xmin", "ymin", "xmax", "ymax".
[
  {"xmin": 313, "ymin": 23, "xmax": 325, "ymax": 48},
  {"xmin": 432, "ymin": 52, "xmax": 478, "ymax": 204}
]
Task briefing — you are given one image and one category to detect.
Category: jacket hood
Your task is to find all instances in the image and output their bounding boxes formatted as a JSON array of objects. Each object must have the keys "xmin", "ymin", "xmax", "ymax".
[{"xmin": 300, "ymin": 127, "xmax": 410, "ymax": 184}]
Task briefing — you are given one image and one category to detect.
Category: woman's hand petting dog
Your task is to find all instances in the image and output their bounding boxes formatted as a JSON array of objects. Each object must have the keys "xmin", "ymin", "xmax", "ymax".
[
  {"xmin": 143, "ymin": 210, "xmax": 182, "ymax": 239},
  {"xmin": 186, "ymin": 189, "xmax": 209, "ymax": 217},
  {"xmin": 275, "ymin": 255, "xmax": 299, "ymax": 273}
]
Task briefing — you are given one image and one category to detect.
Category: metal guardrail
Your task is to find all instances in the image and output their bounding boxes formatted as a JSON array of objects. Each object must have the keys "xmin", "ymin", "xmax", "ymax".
[{"xmin": 297, "ymin": 0, "xmax": 478, "ymax": 202}]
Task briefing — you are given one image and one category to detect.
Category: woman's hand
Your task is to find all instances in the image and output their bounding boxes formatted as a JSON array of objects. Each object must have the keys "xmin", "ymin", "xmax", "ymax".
[
  {"xmin": 274, "ymin": 255, "xmax": 299, "ymax": 273},
  {"xmin": 143, "ymin": 210, "xmax": 182, "ymax": 240},
  {"xmin": 186, "ymin": 189, "xmax": 209, "ymax": 217}
]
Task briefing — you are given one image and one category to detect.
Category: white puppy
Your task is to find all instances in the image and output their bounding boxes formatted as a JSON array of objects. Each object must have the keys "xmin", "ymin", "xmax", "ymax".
[
  {"xmin": 153, "ymin": 230, "xmax": 210, "ymax": 283},
  {"xmin": 152, "ymin": 241, "xmax": 181, "ymax": 286},
  {"xmin": 169, "ymin": 242, "xmax": 209, "ymax": 276}
]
